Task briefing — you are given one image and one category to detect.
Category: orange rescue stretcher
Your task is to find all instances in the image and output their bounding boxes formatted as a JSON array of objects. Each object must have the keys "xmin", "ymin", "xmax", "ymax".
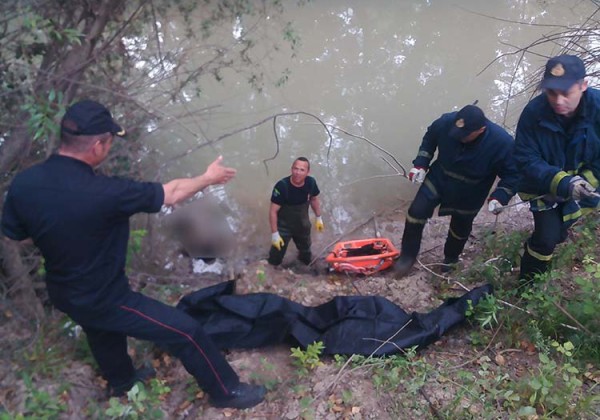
[{"xmin": 325, "ymin": 238, "xmax": 400, "ymax": 275}]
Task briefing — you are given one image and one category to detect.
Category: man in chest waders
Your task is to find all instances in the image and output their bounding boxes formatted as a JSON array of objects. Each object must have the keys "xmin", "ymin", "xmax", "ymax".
[{"xmin": 268, "ymin": 157, "xmax": 324, "ymax": 266}]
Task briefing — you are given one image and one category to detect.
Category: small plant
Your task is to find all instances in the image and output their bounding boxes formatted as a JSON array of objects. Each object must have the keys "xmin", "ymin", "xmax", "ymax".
[
  {"xmin": 290, "ymin": 341, "xmax": 325, "ymax": 376},
  {"xmin": 256, "ymin": 268, "xmax": 266, "ymax": 285},
  {"xmin": 18, "ymin": 373, "xmax": 68, "ymax": 419},
  {"xmin": 515, "ymin": 341, "xmax": 585, "ymax": 417},
  {"xmin": 105, "ymin": 380, "xmax": 170, "ymax": 419},
  {"xmin": 465, "ymin": 294, "xmax": 501, "ymax": 330},
  {"xmin": 126, "ymin": 229, "xmax": 147, "ymax": 269},
  {"xmin": 249, "ymin": 357, "xmax": 280, "ymax": 390}
]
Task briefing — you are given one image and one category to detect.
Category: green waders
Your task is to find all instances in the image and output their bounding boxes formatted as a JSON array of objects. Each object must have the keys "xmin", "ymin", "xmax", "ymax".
[{"xmin": 268, "ymin": 202, "xmax": 312, "ymax": 266}]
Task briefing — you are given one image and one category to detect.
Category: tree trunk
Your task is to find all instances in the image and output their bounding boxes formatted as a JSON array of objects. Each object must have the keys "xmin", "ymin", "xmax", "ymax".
[{"xmin": 0, "ymin": 239, "xmax": 44, "ymax": 320}]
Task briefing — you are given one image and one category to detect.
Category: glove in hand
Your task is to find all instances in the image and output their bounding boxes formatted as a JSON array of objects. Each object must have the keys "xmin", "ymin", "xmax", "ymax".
[
  {"xmin": 315, "ymin": 216, "xmax": 324, "ymax": 232},
  {"xmin": 487, "ymin": 199, "xmax": 503, "ymax": 215},
  {"xmin": 569, "ymin": 176, "xmax": 596, "ymax": 201},
  {"xmin": 408, "ymin": 167, "xmax": 427, "ymax": 183},
  {"xmin": 271, "ymin": 232, "xmax": 285, "ymax": 251}
]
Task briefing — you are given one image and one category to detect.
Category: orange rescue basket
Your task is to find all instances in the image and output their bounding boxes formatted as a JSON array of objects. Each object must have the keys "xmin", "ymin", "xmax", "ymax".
[{"xmin": 325, "ymin": 238, "xmax": 400, "ymax": 275}]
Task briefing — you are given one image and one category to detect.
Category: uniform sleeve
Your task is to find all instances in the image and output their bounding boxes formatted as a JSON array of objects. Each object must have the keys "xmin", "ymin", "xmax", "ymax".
[
  {"xmin": 115, "ymin": 178, "xmax": 164, "ymax": 217},
  {"xmin": 1, "ymin": 187, "xmax": 29, "ymax": 240},
  {"xmin": 489, "ymin": 137, "xmax": 519, "ymax": 205},
  {"xmin": 270, "ymin": 180, "xmax": 287, "ymax": 206},
  {"xmin": 514, "ymin": 108, "xmax": 571, "ymax": 198},
  {"xmin": 310, "ymin": 177, "xmax": 320, "ymax": 197},
  {"xmin": 412, "ymin": 114, "xmax": 449, "ymax": 168}
]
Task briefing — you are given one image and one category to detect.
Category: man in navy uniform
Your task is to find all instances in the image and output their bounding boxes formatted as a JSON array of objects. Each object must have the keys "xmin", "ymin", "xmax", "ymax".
[
  {"xmin": 395, "ymin": 104, "xmax": 519, "ymax": 277},
  {"xmin": 514, "ymin": 55, "xmax": 600, "ymax": 281},
  {"xmin": 1, "ymin": 100, "xmax": 266, "ymax": 408}
]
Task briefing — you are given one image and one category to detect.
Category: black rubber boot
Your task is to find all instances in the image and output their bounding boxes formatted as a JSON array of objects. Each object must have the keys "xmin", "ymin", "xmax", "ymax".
[
  {"xmin": 395, "ymin": 221, "xmax": 424, "ymax": 277},
  {"xmin": 443, "ymin": 233, "xmax": 468, "ymax": 265},
  {"xmin": 108, "ymin": 366, "xmax": 156, "ymax": 397},
  {"xmin": 441, "ymin": 256, "xmax": 459, "ymax": 273},
  {"xmin": 210, "ymin": 383, "xmax": 267, "ymax": 409},
  {"xmin": 519, "ymin": 245, "xmax": 550, "ymax": 283},
  {"xmin": 394, "ymin": 254, "xmax": 416, "ymax": 277}
]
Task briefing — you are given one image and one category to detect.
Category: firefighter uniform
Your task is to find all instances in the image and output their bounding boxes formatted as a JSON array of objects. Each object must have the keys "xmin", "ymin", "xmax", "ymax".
[
  {"xmin": 398, "ymin": 106, "xmax": 518, "ymax": 274},
  {"xmin": 514, "ymin": 87, "xmax": 600, "ymax": 280}
]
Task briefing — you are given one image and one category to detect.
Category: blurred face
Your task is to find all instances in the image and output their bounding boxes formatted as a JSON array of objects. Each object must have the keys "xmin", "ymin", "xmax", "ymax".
[
  {"xmin": 544, "ymin": 80, "xmax": 587, "ymax": 117},
  {"xmin": 92, "ymin": 134, "xmax": 114, "ymax": 166},
  {"xmin": 460, "ymin": 126, "xmax": 486, "ymax": 144},
  {"xmin": 290, "ymin": 159, "xmax": 310, "ymax": 186}
]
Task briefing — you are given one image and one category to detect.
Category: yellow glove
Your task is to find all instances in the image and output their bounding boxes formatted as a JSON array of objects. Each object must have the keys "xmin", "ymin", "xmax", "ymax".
[
  {"xmin": 315, "ymin": 216, "xmax": 324, "ymax": 232},
  {"xmin": 271, "ymin": 232, "xmax": 285, "ymax": 251}
]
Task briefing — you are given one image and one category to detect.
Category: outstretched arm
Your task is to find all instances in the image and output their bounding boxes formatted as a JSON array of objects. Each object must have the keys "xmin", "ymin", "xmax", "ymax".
[{"xmin": 162, "ymin": 156, "xmax": 236, "ymax": 206}]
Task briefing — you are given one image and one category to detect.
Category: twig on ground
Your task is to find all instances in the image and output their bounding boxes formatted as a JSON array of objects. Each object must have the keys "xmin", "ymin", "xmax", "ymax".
[
  {"xmin": 448, "ymin": 319, "xmax": 505, "ymax": 371},
  {"xmin": 419, "ymin": 386, "xmax": 442, "ymax": 419},
  {"xmin": 551, "ymin": 300, "xmax": 593, "ymax": 335},
  {"xmin": 315, "ymin": 319, "xmax": 414, "ymax": 400}
]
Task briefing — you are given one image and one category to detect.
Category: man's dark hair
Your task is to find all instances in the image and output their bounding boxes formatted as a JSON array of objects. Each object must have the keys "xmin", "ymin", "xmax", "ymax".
[
  {"xmin": 60, "ymin": 128, "xmax": 111, "ymax": 154},
  {"xmin": 295, "ymin": 156, "xmax": 310, "ymax": 170}
]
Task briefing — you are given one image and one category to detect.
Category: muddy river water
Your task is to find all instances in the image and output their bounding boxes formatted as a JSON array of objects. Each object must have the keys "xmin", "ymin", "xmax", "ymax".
[{"xmin": 137, "ymin": 1, "xmax": 597, "ymax": 258}]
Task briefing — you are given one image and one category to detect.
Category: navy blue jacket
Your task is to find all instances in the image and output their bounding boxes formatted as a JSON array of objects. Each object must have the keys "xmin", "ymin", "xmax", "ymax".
[
  {"xmin": 413, "ymin": 111, "xmax": 518, "ymax": 216},
  {"xmin": 514, "ymin": 88, "xmax": 600, "ymax": 222},
  {"xmin": 1, "ymin": 155, "xmax": 164, "ymax": 313}
]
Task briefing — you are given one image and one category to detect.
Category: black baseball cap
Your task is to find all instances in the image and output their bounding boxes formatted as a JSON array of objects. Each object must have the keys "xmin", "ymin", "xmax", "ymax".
[
  {"xmin": 61, "ymin": 100, "xmax": 126, "ymax": 136},
  {"xmin": 540, "ymin": 55, "xmax": 586, "ymax": 91},
  {"xmin": 448, "ymin": 105, "xmax": 487, "ymax": 140}
]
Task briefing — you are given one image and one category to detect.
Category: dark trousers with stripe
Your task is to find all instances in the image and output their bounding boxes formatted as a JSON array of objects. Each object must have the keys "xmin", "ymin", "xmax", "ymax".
[
  {"xmin": 520, "ymin": 207, "xmax": 569, "ymax": 280},
  {"xmin": 75, "ymin": 291, "xmax": 239, "ymax": 398},
  {"xmin": 402, "ymin": 186, "xmax": 476, "ymax": 260}
]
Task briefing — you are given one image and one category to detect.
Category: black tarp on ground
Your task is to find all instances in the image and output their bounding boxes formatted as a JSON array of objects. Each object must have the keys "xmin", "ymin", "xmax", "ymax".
[{"xmin": 177, "ymin": 281, "xmax": 493, "ymax": 356}]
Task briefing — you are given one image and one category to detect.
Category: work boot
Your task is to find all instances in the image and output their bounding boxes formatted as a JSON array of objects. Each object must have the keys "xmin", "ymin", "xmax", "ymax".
[
  {"xmin": 394, "ymin": 254, "xmax": 416, "ymax": 277},
  {"xmin": 210, "ymin": 383, "xmax": 267, "ymax": 409},
  {"xmin": 441, "ymin": 257, "xmax": 459, "ymax": 273},
  {"xmin": 519, "ymin": 244, "xmax": 550, "ymax": 284},
  {"xmin": 108, "ymin": 366, "xmax": 156, "ymax": 397}
]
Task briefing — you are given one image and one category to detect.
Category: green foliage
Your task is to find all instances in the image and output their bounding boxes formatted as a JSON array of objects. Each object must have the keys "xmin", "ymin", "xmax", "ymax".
[
  {"xmin": 256, "ymin": 268, "xmax": 266, "ymax": 285},
  {"xmin": 105, "ymin": 380, "xmax": 170, "ymax": 419},
  {"xmin": 23, "ymin": 324, "xmax": 70, "ymax": 377},
  {"xmin": 369, "ymin": 347, "xmax": 430, "ymax": 394},
  {"xmin": 465, "ymin": 294, "xmax": 500, "ymax": 330},
  {"xmin": 515, "ymin": 341, "xmax": 587, "ymax": 417},
  {"xmin": 465, "ymin": 294, "xmax": 502, "ymax": 346},
  {"xmin": 21, "ymin": 11, "xmax": 82, "ymax": 45},
  {"xmin": 521, "ymin": 256, "xmax": 600, "ymax": 362},
  {"xmin": 126, "ymin": 229, "xmax": 147, "ymax": 268},
  {"xmin": 19, "ymin": 372, "xmax": 68, "ymax": 419},
  {"xmin": 21, "ymin": 90, "xmax": 65, "ymax": 141},
  {"xmin": 454, "ymin": 229, "xmax": 528, "ymax": 288},
  {"xmin": 249, "ymin": 357, "xmax": 280, "ymax": 391},
  {"xmin": 290, "ymin": 341, "xmax": 325, "ymax": 376}
]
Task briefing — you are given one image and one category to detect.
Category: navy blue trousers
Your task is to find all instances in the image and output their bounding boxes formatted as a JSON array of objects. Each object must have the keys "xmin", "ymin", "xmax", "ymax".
[
  {"xmin": 403, "ymin": 185, "xmax": 476, "ymax": 259},
  {"xmin": 73, "ymin": 290, "xmax": 239, "ymax": 399}
]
